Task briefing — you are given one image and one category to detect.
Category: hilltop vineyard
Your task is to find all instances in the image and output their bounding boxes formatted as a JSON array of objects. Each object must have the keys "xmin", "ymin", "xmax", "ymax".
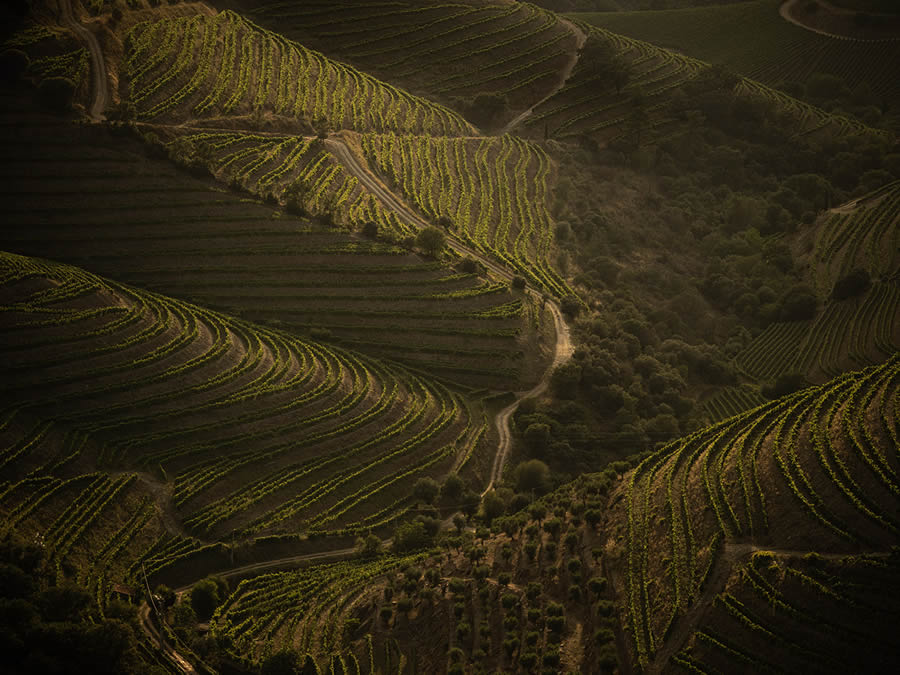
[
  {"xmin": 245, "ymin": 0, "xmax": 580, "ymax": 122},
  {"xmin": 359, "ymin": 132, "xmax": 569, "ymax": 296},
  {"xmin": 123, "ymin": 10, "xmax": 474, "ymax": 136}
]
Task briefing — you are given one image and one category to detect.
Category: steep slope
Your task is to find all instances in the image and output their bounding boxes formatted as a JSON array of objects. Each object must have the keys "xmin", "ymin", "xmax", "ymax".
[
  {"xmin": 578, "ymin": 0, "xmax": 900, "ymax": 108},
  {"xmin": 121, "ymin": 9, "xmax": 474, "ymax": 135},
  {"xmin": 518, "ymin": 20, "xmax": 885, "ymax": 143},
  {"xmin": 0, "ymin": 251, "xmax": 487, "ymax": 543},
  {"xmin": 735, "ymin": 181, "xmax": 900, "ymax": 384},
  {"xmin": 0, "ymin": 92, "xmax": 546, "ymax": 391},
  {"xmin": 604, "ymin": 354, "xmax": 900, "ymax": 670},
  {"xmin": 232, "ymin": 0, "xmax": 583, "ymax": 130}
]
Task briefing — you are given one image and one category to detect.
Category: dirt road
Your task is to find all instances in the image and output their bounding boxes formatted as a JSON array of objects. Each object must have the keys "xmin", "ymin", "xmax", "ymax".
[
  {"xmin": 500, "ymin": 18, "xmax": 587, "ymax": 135},
  {"xmin": 60, "ymin": 0, "xmax": 108, "ymax": 121},
  {"xmin": 326, "ymin": 137, "xmax": 574, "ymax": 490}
]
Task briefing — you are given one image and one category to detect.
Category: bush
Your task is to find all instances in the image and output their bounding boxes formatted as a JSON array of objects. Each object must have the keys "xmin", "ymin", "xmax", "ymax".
[
  {"xmin": 0, "ymin": 49, "xmax": 29, "ymax": 84},
  {"xmin": 511, "ymin": 275, "xmax": 526, "ymax": 290},
  {"xmin": 37, "ymin": 76, "xmax": 75, "ymax": 113},
  {"xmin": 415, "ymin": 226, "xmax": 446, "ymax": 257},
  {"xmin": 189, "ymin": 578, "xmax": 221, "ymax": 621},
  {"xmin": 831, "ymin": 268, "xmax": 870, "ymax": 301}
]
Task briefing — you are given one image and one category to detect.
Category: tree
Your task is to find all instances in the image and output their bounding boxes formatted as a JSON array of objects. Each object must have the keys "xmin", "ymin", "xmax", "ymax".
[
  {"xmin": 441, "ymin": 473, "xmax": 465, "ymax": 503},
  {"xmin": 355, "ymin": 533, "xmax": 382, "ymax": 558},
  {"xmin": 393, "ymin": 520, "xmax": 432, "ymax": 552},
  {"xmin": 189, "ymin": 578, "xmax": 220, "ymax": 621},
  {"xmin": 261, "ymin": 649, "xmax": 302, "ymax": 675},
  {"xmin": 560, "ymin": 294, "xmax": 582, "ymax": 318},
  {"xmin": 361, "ymin": 221, "xmax": 379, "ymax": 239},
  {"xmin": 415, "ymin": 226, "xmax": 446, "ymax": 257},
  {"xmin": 412, "ymin": 477, "xmax": 440, "ymax": 505},
  {"xmin": 511, "ymin": 275, "xmax": 526, "ymax": 290},
  {"xmin": 37, "ymin": 76, "xmax": 75, "ymax": 113},
  {"xmin": 480, "ymin": 490, "xmax": 505, "ymax": 524},
  {"xmin": 581, "ymin": 39, "xmax": 630, "ymax": 95},
  {"xmin": 515, "ymin": 459, "xmax": 550, "ymax": 495},
  {"xmin": 523, "ymin": 423, "xmax": 551, "ymax": 455}
]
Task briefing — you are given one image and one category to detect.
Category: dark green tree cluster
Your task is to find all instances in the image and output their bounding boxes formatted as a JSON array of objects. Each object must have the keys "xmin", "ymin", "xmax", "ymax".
[{"xmin": 0, "ymin": 533, "xmax": 151, "ymax": 674}]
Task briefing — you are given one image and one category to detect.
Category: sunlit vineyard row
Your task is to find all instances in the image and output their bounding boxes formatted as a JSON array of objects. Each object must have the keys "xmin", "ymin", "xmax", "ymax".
[
  {"xmin": 123, "ymin": 9, "xmax": 474, "ymax": 136},
  {"xmin": 0, "ymin": 102, "xmax": 536, "ymax": 390},
  {"xmin": 0, "ymin": 252, "xmax": 488, "ymax": 541},
  {"xmin": 359, "ymin": 132, "xmax": 569, "ymax": 296},
  {"xmin": 621, "ymin": 355, "xmax": 899, "ymax": 665},
  {"xmin": 246, "ymin": 0, "xmax": 579, "ymax": 119}
]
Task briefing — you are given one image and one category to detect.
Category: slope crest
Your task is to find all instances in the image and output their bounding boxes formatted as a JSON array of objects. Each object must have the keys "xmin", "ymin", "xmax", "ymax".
[
  {"xmin": 0, "ymin": 251, "xmax": 487, "ymax": 540},
  {"xmin": 606, "ymin": 354, "xmax": 900, "ymax": 668}
]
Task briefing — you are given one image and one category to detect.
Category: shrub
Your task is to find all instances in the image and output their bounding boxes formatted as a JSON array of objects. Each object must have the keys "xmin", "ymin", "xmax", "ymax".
[
  {"xmin": 415, "ymin": 226, "xmax": 446, "ymax": 257},
  {"xmin": 831, "ymin": 268, "xmax": 870, "ymax": 301},
  {"xmin": 0, "ymin": 49, "xmax": 29, "ymax": 83},
  {"xmin": 37, "ymin": 76, "xmax": 75, "ymax": 113}
]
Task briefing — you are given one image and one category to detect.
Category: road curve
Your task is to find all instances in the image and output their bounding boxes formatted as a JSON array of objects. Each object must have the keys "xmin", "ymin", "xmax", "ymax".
[
  {"xmin": 501, "ymin": 18, "xmax": 587, "ymax": 135},
  {"xmin": 326, "ymin": 137, "xmax": 574, "ymax": 490},
  {"xmin": 60, "ymin": 0, "xmax": 108, "ymax": 120},
  {"xmin": 779, "ymin": 0, "xmax": 900, "ymax": 41}
]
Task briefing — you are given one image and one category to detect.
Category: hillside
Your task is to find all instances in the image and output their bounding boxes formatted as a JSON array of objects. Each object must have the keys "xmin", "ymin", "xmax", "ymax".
[
  {"xmin": 194, "ymin": 358, "xmax": 899, "ymax": 673},
  {"xmin": 230, "ymin": 0, "xmax": 583, "ymax": 132},
  {"xmin": 606, "ymin": 354, "xmax": 900, "ymax": 670},
  {"xmin": 0, "ymin": 251, "xmax": 490, "ymax": 542},
  {"xmin": 2, "ymin": 0, "xmax": 899, "ymax": 673},
  {"xmin": 0, "ymin": 91, "xmax": 550, "ymax": 391},
  {"xmin": 735, "ymin": 181, "xmax": 899, "ymax": 385},
  {"xmin": 577, "ymin": 0, "xmax": 900, "ymax": 125}
]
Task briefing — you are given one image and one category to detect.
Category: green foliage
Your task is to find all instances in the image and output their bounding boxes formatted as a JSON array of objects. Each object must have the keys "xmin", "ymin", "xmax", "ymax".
[
  {"xmin": 415, "ymin": 226, "xmax": 446, "ymax": 258},
  {"xmin": 393, "ymin": 520, "xmax": 433, "ymax": 553}
]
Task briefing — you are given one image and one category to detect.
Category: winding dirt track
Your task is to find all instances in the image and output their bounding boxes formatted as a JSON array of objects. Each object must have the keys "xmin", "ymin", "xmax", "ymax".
[
  {"xmin": 63, "ymin": 5, "xmax": 573, "ymax": 666},
  {"xmin": 60, "ymin": 0, "xmax": 108, "ymax": 120},
  {"xmin": 501, "ymin": 18, "xmax": 587, "ymax": 135},
  {"xmin": 327, "ymin": 137, "xmax": 574, "ymax": 492}
]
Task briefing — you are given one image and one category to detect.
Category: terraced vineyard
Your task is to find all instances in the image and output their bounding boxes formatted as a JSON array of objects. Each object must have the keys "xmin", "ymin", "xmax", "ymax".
[
  {"xmin": 611, "ymin": 354, "xmax": 900, "ymax": 668},
  {"xmin": 521, "ymin": 25, "xmax": 706, "ymax": 142},
  {"xmin": 577, "ymin": 0, "xmax": 900, "ymax": 108},
  {"xmin": 358, "ymin": 132, "xmax": 568, "ymax": 295},
  {"xmin": 122, "ymin": 9, "xmax": 474, "ymax": 135},
  {"xmin": 211, "ymin": 553, "xmax": 430, "ymax": 667},
  {"xmin": 0, "ymin": 251, "xmax": 487, "ymax": 540},
  {"xmin": 736, "ymin": 184, "xmax": 899, "ymax": 383},
  {"xmin": 523, "ymin": 13, "xmax": 887, "ymax": 144},
  {"xmin": 0, "ymin": 97, "xmax": 541, "ymax": 391},
  {"xmin": 242, "ymin": 0, "xmax": 580, "ymax": 127},
  {"xmin": 674, "ymin": 551, "xmax": 900, "ymax": 673}
]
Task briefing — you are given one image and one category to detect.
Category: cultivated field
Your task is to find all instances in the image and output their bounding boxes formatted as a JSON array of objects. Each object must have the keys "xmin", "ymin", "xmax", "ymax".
[
  {"xmin": 578, "ymin": 0, "xmax": 900, "ymax": 109},
  {"xmin": 609, "ymin": 354, "xmax": 900, "ymax": 668},
  {"xmin": 0, "ymin": 251, "xmax": 488, "ymax": 543},
  {"xmin": 735, "ymin": 183, "xmax": 899, "ymax": 384},
  {"xmin": 240, "ymin": 0, "xmax": 581, "ymax": 129}
]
